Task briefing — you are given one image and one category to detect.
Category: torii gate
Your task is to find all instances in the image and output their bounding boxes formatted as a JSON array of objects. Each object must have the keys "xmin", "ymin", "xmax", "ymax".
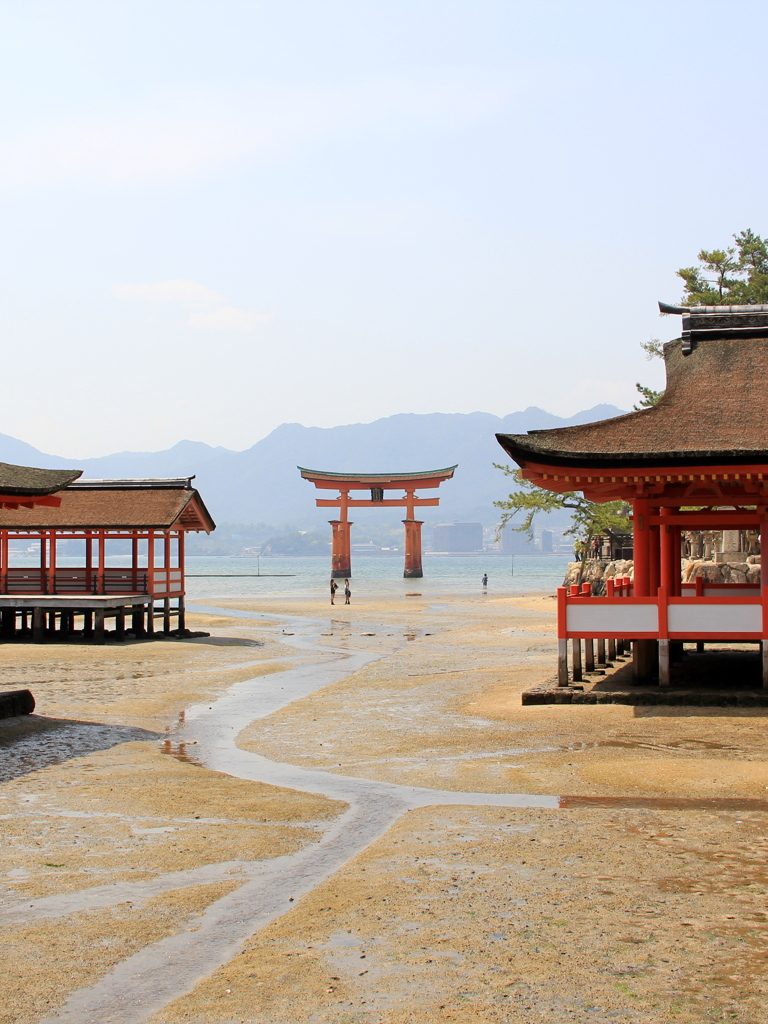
[{"xmin": 298, "ymin": 466, "xmax": 457, "ymax": 578}]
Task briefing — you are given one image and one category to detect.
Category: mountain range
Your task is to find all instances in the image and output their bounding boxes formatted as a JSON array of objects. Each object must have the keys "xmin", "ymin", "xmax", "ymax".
[{"xmin": 1, "ymin": 405, "xmax": 625, "ymax": 533}]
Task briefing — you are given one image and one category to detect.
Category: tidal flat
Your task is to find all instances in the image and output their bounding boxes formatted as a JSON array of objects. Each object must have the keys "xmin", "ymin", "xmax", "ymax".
[{"xmin": 1, "ymin": 594, "xmax": 767, "ymax": 1023}]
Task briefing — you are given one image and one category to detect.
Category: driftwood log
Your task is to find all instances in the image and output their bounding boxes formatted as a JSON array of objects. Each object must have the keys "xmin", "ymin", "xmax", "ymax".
[{"xmin": 0, "ymin": 689, "xmax": 35, "ymax": 719}]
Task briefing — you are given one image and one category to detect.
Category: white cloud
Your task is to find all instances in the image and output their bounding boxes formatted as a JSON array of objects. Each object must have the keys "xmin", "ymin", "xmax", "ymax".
[
  {"xmin": 115, "ymin": 277, "xmax": 269, "ymax": 332},
  {"xmin": 186, "ymin": 305, "xmax": 270, "ymax": 331}
]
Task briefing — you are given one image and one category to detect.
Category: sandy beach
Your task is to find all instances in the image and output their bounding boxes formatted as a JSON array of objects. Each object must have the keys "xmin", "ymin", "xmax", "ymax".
[{"xmin": 1, "ymin": 591, "xmax": 767, "ymax": 1023}]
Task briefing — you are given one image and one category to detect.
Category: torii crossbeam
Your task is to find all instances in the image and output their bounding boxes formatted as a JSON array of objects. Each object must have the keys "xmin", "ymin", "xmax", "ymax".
[{"xmin": 298, "ymin": 466, "xmax": 457, "ymax": 578}]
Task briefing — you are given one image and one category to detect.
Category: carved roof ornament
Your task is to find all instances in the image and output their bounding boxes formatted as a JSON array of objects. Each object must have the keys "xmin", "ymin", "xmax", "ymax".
[{"xmin": 659, "ymin": 300, "xmax": 768, "ymax": 355}]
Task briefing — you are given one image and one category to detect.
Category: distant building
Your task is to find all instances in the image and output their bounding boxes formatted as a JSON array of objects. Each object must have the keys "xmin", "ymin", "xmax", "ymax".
[
  {"xmin": 433, "ymin": 522, "xmax": 483, "ymax": 552},
  {"xmin": 499, "ymin": 525, "xmax": 536, "ymax": 554},
  {"xmin": 540, "ymin": 529, "xmax": 554, "ymax": 553}
]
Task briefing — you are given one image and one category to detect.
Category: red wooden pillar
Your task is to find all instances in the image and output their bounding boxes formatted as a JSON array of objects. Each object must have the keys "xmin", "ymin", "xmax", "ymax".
[
  {"xmin": 761, "ymin": 519, "xmax": 768, "ymax": 689},
  {"xmin": 39, "ymin": 530, "xmax": 47, "ymax": 593},
  {"xmin": 660, "ymin": 507, "xmax": 680, "ymax": 594},
  {"xmin": 632, "ymin": 498, "xmax": 658, "ymax": 680},
  {"xmin": 649, "ymin": 507, "xmax": 661, "ymax": 597},
  {"xmin": 85, "ymin": 530, "xmax": 93, "ymax": 592},
  {"xmin": 329, "ymin": 520, "xmax": 352, "ymax": 578},
  {"xmin": 633, "ymin": 498, "xmax": 651, "ymax": 596},
  {"xmin": 0, "ymin": 530, "xmax": 7, "ymax": 594},
  {"xmin": 49, "ymin": 530, "xmax": 57, "ymax": 595},
  {"xmin": 671, "ymin": 524, "xmax": 681, "ymax": 597},
  {"xmin": 97, "ymin": 531, "xmax": 105, "ymax": 595},
  {"xmin": 177, "ymin": 530, "xmax": 186, "ymax": 630},
  {"xmin": 402, "ymin": 519, "xmax": 424, "ymax": 578},
  {"xmin": 131, "ymin": 532, "xmax": 139, "ymax": 591},
  {"xmin": 146, "ymin": 529, "xmax": 155, "ymax": 635},
  {"xmin": 557, "ymin": 586, "xmax": 568, "ymax": 685}
]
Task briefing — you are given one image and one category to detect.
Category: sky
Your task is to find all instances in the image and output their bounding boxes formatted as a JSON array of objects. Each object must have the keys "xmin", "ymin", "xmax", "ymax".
[{"xmin": 1, "ymin": 0, "xmax": 766, "ymax": 457}]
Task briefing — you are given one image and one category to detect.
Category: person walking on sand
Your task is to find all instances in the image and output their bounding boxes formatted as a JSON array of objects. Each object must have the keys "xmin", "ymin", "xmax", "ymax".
[
  {"xmin": 330, "ymin": 578, "xmax": 338, "ymax": 604},
  {"xmin": 344, "ymin": 579, "xmax": 351, "ymax": 605},
  {"xmin": 482, "ymin": 573, "xmax": 488, "ymax": 588}
]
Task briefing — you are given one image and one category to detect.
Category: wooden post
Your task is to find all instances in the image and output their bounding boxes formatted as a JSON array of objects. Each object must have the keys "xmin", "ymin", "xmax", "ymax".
[
  {"xmin": 584, "ymin": 638, "xmax": 595, "ymax": 672},
  {"xmin": 633, "ymin": 640, "xmax": 656, "ymax": 680},
  {"xmin": 32, "ymin": 607, "xmax": 45, "ymax": 643},
  {"xmin": 1, "ymin": 609, "xmax": 15, "ymax": 638},
  {"xmin": 177, "ymin": 595, "xmax": 185, "ymax": 631},
  {"xmin": 146, "ymin": 600, "xmax": 155, "ymax": 636},
  {"xmin": 94, "ymin": 608, "xmax": 105, "ymax": 645},
  {"xmin": 131, "ymin": 605, "xmax": 145, "ymax": 636},
  {"xmin": 659, "ymin": 639, "xmax": 670, "ymax": 686},
  {"xmin": 115, "ymin": 606, "xmax": 125, "ymax": 641},
  {"xmin": 557, "ymin": 639, "xmax": 568, "ymax": 685},
  {"xmin": 607, "ymin": 637, "xmax": 616, "ymax": 661},
  {"xmin": 597, "ymin": 638, "xmax": 606, "ymax": 665},
  {"xmin": 572, "ymin": 638, "xmax": 582, "ymax": 681},
  {"xmin": 83, "ymin": 610, "xmax": 93, "ymax": 636},
  {"xmin": 163, "ymin": 597, "xmax": 171, "ymax": 634}
]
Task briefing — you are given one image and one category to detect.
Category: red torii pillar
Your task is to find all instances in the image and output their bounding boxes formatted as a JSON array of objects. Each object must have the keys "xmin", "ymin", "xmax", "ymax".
[
  {"xmin": 402, "ymin": 490, "xmax": 423, "ymax": 578},
  {"xmin": 329, "ymin": 492, "xmax": 353, "ymax": 578}
]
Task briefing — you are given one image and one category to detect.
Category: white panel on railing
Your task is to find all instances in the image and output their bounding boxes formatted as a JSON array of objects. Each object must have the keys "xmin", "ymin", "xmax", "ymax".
[
  {"xmin": 567, "ymin": 603, "xmax": 658, "ymax": 635},
  {"xmin": 668, "ymin": 603, "xmax": 762, "ymax": 634}
]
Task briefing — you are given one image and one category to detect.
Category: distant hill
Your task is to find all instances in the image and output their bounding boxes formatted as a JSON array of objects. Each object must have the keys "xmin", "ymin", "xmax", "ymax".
[{"xmin": 0, "ymin": 405, "xmax": 625, "ymax": 530}]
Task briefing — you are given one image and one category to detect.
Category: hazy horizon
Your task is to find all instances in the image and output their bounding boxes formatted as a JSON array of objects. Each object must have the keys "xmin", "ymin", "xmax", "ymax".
[{"xmin": 2, "ymin": 402, "xmax": 625, "ymax": 462}]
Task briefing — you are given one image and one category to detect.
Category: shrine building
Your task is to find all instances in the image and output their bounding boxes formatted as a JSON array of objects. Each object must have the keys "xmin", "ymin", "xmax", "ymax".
[
  {"xmin": 496, "ymin": 302, "xmax": 768, "ymax": 688},
  {"xmin": 0, "ymin": 471, "xmax": 214, "ymax": 642}
]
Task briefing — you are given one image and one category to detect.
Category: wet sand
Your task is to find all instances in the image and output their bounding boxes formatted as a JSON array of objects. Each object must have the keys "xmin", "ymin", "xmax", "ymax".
[{"xmin": 1, "ymin": 595, "xmax": 767, "ymax": 1023}]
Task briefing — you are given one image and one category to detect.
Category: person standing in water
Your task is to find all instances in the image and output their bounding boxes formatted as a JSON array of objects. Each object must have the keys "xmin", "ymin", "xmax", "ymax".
[
  {"xmin": 344, "ymin": 579, "xmax": 351, "ymax": 605},
  {"xmin": 330, "ymin": 579, "xmax": 338, "ymax": 604},
  {"xmin": 482, "ymin": 573, "xmax": 488, "ymax": 588}
]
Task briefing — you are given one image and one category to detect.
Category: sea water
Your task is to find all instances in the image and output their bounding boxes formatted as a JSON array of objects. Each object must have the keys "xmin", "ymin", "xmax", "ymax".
[
  {"xmin": 5, "ymin": 552, "xmax": 572, "ymax": 600},
  {"xmin": 182, "ymin": 554, "xmax": 572, "ymax": 600}
]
